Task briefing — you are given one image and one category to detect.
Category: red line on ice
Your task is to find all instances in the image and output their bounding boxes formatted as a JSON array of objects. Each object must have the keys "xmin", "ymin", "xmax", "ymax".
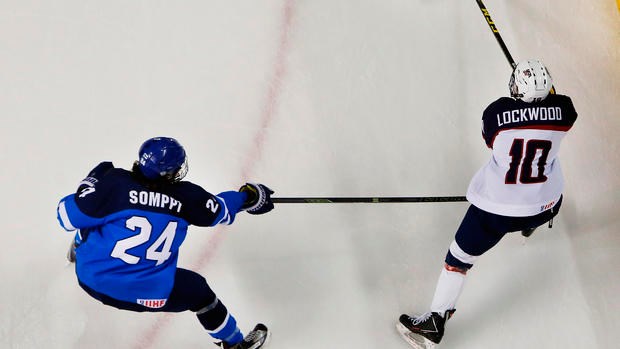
[{"xmin": 134, "ymin": 1, "xmax": 295, "ymax": 348}]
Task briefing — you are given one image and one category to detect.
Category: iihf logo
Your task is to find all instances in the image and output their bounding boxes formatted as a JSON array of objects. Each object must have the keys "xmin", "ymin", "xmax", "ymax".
[
  {"xmin": 540, "ymin": 200, "xmax": 555, "ymax": 212},
  {"xmin": 137, "ymin": 299, "xmax": 167, "ymax": 308}
]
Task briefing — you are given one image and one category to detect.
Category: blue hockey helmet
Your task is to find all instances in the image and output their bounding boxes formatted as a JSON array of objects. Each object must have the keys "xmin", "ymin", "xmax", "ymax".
[{"xmin": 137, "ymin": 137, "xmax": 188, "ymax": 182}]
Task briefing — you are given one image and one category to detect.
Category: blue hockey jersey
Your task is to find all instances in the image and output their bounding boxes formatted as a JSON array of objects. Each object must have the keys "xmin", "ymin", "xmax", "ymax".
[{"xmin": 57, "ymin": 162, "xmax": 247, "ymax": 307}]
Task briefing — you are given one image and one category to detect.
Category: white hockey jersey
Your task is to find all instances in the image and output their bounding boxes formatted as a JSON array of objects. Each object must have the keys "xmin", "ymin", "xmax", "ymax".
[{"xmin": 466, "ymin": 94, "xmax": 577, "ymax": 217}]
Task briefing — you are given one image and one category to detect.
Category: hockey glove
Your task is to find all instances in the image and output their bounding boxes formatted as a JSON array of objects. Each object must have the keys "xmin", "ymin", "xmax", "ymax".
[{"xmin": 239, "ymin": 183, "xmax": 274, "ymax": 215}]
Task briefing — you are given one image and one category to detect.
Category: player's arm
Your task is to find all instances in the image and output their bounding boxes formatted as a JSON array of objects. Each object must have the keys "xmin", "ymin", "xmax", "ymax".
[
  {"xmin": 183, "ymin": 183, "xmax": 274, "ymax": 227},
  {"xmin": 480, "ymin": 97, "xmax": 512, "ymax": 148},
  {"xmin": 560, "ymin": 94, "xmax": 578, "ymax": 125},
  {"xmin": 56, "ymin": 162, "xmax": 114, "ymax": 231}
]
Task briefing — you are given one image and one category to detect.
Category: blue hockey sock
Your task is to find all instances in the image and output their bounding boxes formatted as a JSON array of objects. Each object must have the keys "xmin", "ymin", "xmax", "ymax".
[{"xmin": 209, "ymin": 314, "xmax": 243, "ymax": 344}]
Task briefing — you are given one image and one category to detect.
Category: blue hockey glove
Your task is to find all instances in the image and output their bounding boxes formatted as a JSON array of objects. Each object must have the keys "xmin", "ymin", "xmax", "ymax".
[{"xmin": 239, "ymin": 183, "xmax": 274, "ymax": 215}]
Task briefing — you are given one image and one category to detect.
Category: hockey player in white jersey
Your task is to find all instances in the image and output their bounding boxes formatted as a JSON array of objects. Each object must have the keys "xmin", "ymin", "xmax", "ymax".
[{"xmin": 397, "ymin": 59, "xmax": 577, "ymax": 348}]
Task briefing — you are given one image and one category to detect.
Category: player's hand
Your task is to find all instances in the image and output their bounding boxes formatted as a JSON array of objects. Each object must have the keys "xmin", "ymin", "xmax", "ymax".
[{"xmin": 239, "ymin": 183, "xmax": 274, "ymax": 215}]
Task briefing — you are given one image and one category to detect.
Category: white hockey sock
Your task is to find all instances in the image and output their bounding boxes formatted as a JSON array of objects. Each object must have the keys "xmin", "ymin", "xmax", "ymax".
[{"xmin": 430, "ymin": 267, "xmax": 466, "ymax": 314}]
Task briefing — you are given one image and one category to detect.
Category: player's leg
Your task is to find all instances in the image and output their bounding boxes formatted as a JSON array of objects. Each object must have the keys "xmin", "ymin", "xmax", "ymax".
[
  {"xmin": 398, "ymin": 205, "xmax": 506, "ymax": 347},
  {"xmin": 521, "ymin": 196, "xmax": 563, "ymax": 237},
  {"xmin": 78, "ymin": 268, "xmax": 267, "ymax": 348},
  {"xmin": 164, "ymin": 268, "xmax": 244, "ymax": 345},
  {"xmin": 166, "ymin": 269, "xmax": 269, "ymax": 349},
  {"xmin": 431, "ymin": 205, "xmax": 515, "ymax": 312},
  {"xmin": 433, "ymin": 205, "xmax": 506, "ymax": 314}
]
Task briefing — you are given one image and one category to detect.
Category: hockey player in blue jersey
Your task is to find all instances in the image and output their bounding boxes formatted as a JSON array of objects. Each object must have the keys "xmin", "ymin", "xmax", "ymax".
[
  {"xmin": 397, "ymin": 59, "xmax": 578, "ymax": 348},
  {"xmin": 57, "ymin": 137, "xmax": 272, "ymax": 349}
]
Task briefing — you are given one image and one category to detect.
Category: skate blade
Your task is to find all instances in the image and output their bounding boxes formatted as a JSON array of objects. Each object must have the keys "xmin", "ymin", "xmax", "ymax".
[{"xmin": 396, "ymin": 323, "xmax": 436, "ymax": 349}]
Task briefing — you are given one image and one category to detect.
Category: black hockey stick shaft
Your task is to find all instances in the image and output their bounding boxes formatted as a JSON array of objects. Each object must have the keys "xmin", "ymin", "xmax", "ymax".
[
  {"xmin": 474, "ymin": 0, "xmax": 556, "ymax": 93},
  {"xmin": 272, "ymin": 196, "xmax": 467, "ymax": 203},
  {"xmin": 475, "ymin": 0, "xmax": 516, "ymax": 68}
]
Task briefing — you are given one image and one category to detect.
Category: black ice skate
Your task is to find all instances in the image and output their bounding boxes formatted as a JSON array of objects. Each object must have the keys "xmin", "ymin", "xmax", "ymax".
[
  {"xmin": 66, "ymin": 240, "xmax": 77, "ymax": 263},
  {"xmin": 396, "ymin": 310, "xmax": 455, "ymax": 349},
  {"xmin": 217, "ymin": 323, "xmax": 270, "ymax": 349},
  {"xmin": 521, "ymin": 227, "xmax": 537, "ymax": 237}
]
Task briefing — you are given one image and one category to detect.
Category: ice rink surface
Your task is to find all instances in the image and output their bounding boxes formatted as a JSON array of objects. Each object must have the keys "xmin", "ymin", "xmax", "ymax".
[{"xmin": 1, "ymin": 1, "xmax": 619, "ymax": 348}]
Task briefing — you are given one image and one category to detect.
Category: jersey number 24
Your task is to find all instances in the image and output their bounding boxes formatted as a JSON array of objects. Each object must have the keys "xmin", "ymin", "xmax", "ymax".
[{"xmin": 111, "ymin": 216, "xmax": 177, "ymax": 266}]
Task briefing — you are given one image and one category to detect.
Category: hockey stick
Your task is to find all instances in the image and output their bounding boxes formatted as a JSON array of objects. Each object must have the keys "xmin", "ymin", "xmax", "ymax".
[
  {"xmin": 476, "ymin": 0, "xmax": 517, "ymax": 69},
  {"xmin": 474, "ymin": 0, "xmax": 516, "ymax": 68},
  {"xmin": 272, "ymin": 196, "xmax": 467, "ymax": 204},
  {"xmin": 474, "ymin": 0, "xmax": 556, "ymax": 94}
]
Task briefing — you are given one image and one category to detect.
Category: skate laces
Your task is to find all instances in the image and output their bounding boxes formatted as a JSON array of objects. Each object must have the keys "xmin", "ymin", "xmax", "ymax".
[
  {"xmin": 244, "ymin": 329, "xmax": 265, "ymax": 343},
  {"xmin": 412, "ymin": 312, "xmax": 433, "ymax": 325}
]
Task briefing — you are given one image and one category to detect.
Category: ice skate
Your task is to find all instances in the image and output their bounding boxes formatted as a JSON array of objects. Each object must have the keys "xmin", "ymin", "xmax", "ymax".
[
  {"xmin": 66, "ymin": 240, "xmax": 77, "ymax": 263},
  {"xmin": 217, "ymin": 323, "xmax": 270, "ymax": 349},
  {"xmin": 521, "ymin": 227, "xmax": 537, "ymax": 237},
  {"xmin": 396, "ymin": 310, "xmax": 454, "ymax": 349}
]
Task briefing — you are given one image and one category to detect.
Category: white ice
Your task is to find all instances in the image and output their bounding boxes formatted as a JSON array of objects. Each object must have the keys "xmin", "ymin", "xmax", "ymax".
[{"xmin": 1, "ymin": 1, "xmax": 618, "ymax": 348}]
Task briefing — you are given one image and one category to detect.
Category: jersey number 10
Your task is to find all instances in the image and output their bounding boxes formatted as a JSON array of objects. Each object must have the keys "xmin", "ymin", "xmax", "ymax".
[{"xmin": 505, "ymin": 139, "xmax": 552, "ymax": 184}]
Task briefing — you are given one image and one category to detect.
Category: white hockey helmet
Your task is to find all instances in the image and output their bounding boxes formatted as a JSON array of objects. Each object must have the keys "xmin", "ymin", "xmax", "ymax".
[{"xmin": 509, "ymin": 59, "xmax": 553, "ymax": 102}]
